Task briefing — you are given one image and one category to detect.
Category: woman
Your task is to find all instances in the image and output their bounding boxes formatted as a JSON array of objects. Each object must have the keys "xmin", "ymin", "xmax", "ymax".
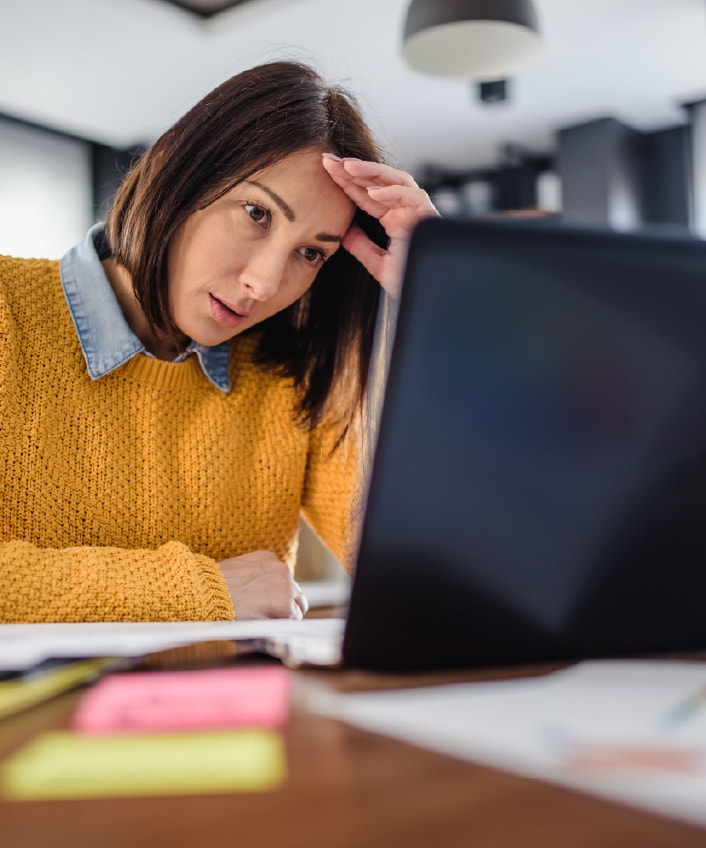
[{"xmin": 0, "ymin": 61, "xmax": 437, "ymax": 623}]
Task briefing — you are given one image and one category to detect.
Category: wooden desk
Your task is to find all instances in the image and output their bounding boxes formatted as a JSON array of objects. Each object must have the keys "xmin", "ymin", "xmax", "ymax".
[{"xmin": 2, "ymin": 654, "xmax": 705, "ymax": 848}]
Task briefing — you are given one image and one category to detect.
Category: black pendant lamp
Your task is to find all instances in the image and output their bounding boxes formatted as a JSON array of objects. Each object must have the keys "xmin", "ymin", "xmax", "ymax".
[{"xmin": 401, "ymin": 0, "xmax": 542, "ymax": 80}]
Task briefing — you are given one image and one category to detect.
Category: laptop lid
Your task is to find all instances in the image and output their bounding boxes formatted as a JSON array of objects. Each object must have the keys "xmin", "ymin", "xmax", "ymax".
[{"xmin": 343, "ymin": 217, "xmax": 706, "ymax": 671}]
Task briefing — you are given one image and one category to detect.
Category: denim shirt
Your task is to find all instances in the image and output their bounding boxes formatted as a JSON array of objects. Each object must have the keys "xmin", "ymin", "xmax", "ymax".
[{"xmin": 59, "ymin": 223, "xmax": 231, "ymax": 392}]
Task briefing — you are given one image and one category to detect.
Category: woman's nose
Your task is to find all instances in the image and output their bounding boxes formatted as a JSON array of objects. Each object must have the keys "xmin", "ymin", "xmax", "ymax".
[{"xmin": 240, "ymin": 249, "xmax": 286, "ymax": 302}]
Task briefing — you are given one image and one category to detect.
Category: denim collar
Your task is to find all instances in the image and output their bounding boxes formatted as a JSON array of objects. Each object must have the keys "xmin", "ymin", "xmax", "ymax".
[{"xmin": 60, "ymin": 224, "xmax": 231, "ymax": 392}]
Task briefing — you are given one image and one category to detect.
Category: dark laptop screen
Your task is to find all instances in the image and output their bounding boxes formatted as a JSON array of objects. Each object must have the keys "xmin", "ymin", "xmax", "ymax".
[{"xmin": 344, "ymin": 218, "xmax": 706, "ymax": 670}]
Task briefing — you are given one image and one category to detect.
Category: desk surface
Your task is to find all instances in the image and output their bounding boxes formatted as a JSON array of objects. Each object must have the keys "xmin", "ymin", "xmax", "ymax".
[{"xmin": 2, "ymin": 649, "xmax": 706, "ymax": 848}]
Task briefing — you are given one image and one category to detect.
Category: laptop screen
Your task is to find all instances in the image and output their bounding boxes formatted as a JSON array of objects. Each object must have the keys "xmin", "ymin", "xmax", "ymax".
[{"xmin": 343, "ymin": 218, "xmax": 706, "ymax": 670}]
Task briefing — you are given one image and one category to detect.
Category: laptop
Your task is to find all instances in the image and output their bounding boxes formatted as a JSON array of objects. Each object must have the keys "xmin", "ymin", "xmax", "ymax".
[{"xmin": 337, "ymin": 216, "xmax": 706, "ymax": 671}]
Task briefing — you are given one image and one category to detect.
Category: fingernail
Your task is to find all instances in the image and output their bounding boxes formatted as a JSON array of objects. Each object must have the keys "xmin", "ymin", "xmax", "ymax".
[{"xmin": 322, "ymin": 152, "xmax": 342, "ymax": 162}]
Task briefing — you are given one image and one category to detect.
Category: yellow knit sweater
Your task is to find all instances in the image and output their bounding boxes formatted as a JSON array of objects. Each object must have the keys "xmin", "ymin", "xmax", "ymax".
[{"xmin": 0, "ymin": 254, "xmax": 362, "ymax": 622}]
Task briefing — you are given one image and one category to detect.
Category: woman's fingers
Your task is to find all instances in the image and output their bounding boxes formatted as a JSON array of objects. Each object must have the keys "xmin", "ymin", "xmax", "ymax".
[
  {"xmin": 323, "ymin": 154, "xmax": 419, "ymax": 188},
  {"xmin": 322, "ymin": 157, "xmax": 388, "ymax": 216},
  {"xmin": 323, "ymin": 156, "xmax": 426, "ymax": 215},
  {"xmin": 323, "ymin": 155, "xmax": 438, "ymax": 233},
  {"xmin": 366, "ymin": 183, "xmax": 437, "ymax": 218},
  {"xmin": 322, "ymin": 153, "xmax": 440, "ymax": 296}
]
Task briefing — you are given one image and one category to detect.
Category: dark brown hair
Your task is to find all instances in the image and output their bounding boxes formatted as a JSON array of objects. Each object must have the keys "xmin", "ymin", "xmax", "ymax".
[{"xmin": 105, "ymin": 61, "xmax": 387, "ymax": 438}]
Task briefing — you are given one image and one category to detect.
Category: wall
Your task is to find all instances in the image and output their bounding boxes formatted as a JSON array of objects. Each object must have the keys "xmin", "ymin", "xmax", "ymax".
[{"xmin": 0, "ymin": 117, "xmax": 92, "ymax": 259}]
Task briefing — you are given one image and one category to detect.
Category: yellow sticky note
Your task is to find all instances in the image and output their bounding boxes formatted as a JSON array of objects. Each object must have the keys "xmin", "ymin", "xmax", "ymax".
[
  {"xmin": 1, "ymin": 730, "xmax": 286, "ymax": 800},
  {"xmin": 0, "ymin": 659, "xmax": 117, "ymax": 721}
]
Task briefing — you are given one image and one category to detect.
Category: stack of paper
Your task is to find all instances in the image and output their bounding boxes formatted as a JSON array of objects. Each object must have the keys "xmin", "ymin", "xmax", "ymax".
[{"xmin": 0, "ymin": 618, "xmax": 346, "ymax": 673}]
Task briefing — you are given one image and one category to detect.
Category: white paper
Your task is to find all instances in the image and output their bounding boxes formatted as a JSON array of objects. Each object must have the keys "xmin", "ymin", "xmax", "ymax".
[
  {"xmin": 311, "ymin": 660, "xmax": 706, "ymax": 830},
  {"xmin": 0, "ymin": 618, "xmax": 346, "ymax": 672}
]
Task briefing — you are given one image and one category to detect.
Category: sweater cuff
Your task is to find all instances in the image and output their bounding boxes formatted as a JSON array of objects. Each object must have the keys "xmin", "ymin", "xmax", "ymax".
[{"xmin": 190, "ymin": 551, "xmax": 235, "ymax": 621}]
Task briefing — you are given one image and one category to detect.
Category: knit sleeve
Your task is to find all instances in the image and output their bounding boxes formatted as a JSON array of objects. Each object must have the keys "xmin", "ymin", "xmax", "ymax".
[
  {"xmin": 300, "ymin": 421, "xmax": 367, "ymax": 574},
  {"xmin": 0, "ymin": 540, "xmax": 235, "ymax": 623}
]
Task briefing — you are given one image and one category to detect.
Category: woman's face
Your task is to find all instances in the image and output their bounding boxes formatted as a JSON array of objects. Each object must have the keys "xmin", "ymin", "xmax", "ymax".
[{"xmin": 167, "ymin": 148, "xmax": 356, "ymax": 347}]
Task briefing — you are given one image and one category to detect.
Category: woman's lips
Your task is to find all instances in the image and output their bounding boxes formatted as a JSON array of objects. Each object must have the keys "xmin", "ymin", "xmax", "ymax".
[{"xmin": 208, "ymin": 294, "xmax": 249, "ymax": 329}]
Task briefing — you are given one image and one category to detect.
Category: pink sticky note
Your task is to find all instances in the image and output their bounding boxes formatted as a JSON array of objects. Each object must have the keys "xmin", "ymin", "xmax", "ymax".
[{"xmin": 72, "ymin": 666, "xmax": 290, "ymax": 734}]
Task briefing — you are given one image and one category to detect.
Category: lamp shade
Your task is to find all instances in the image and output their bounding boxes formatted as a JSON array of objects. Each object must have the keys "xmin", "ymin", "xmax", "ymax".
[{"xmin": 401, "ymin": 0, "xmax": 542, "ymax": 80}]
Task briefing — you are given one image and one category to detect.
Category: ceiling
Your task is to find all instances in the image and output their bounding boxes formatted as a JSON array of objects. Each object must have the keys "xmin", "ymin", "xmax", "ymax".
[{"xmin": 1, "ymin": 0, "xmax": 705, "ymax": 178}]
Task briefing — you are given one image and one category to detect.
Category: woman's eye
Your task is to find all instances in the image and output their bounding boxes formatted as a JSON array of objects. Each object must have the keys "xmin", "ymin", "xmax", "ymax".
[
  {"xmin": 245, "ymin": 203, "xmax": 270, "ymax": 224},
  {"xmin": 300, "ymin": 246, "xmax": 325, "ymax": 264}
]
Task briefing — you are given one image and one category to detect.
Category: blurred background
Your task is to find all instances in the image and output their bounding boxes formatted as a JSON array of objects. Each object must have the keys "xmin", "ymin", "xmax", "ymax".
[
  {"xmin": 2, "ymin": 0, "xmax": 705, "ymax": 583},
  {"xmin": 3, "ymin": 0, "xmax": 706, "ymax": 256}
]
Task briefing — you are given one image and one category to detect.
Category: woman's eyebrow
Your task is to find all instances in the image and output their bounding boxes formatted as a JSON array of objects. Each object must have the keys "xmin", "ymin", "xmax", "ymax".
[
  {"xmin": 245, "ymin": 179, "xmax": 344, "ymax": 243},
  {"xmin": 245, "ymin": 180, "xmax": 295, "ymax": 221}
]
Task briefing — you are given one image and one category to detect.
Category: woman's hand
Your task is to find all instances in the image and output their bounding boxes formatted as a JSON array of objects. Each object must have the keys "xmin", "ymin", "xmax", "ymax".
[
  {"xmin": 218, "ymin": 551, "xmax": 309, "ymax": 620},
  {"xmin": 322, "ymin": 154, "xmax": 440, "ymax": 298}
]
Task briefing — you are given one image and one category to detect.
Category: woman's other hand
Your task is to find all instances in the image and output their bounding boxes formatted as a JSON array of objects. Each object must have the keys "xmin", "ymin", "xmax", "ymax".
[
  {"xmin": 218, "ymin": 551, "xmax": 309, "ymax": 619},
  {"xmin": 322, "ymin": 154, "xmax": 440, "ymax": 298}
]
